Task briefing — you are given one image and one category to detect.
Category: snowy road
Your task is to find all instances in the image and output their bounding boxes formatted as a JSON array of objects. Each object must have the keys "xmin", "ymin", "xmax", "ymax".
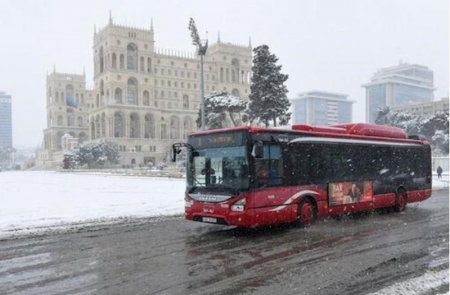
[{"xmin": 0, "ymin": 188, "xmax": 447, "ymax": 295}]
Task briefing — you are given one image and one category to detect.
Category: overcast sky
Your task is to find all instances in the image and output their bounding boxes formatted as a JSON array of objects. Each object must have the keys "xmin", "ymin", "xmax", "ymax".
[{"xmin": 0, "ymin": 0, "xmax": 448, "ymax": 148}]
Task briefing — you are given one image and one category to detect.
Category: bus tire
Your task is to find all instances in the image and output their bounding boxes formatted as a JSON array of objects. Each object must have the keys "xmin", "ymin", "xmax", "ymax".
[
  {"xmin": 297, "ymin": 198, "xmax": 316, "ymax": 226},
  {"xmin": 394, "ymin": 189, "xmax": 407, "ymax": 212}
]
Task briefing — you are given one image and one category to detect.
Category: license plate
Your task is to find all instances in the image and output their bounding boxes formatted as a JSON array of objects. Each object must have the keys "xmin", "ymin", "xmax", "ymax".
[{"xmin": 202, "ymin": 217, "xmax": 217, "ymax": 223}]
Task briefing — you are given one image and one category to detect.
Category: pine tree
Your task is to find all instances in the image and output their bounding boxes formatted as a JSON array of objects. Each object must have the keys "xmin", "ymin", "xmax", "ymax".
[{"xmin": 248, "ymin": 45, "xmax": 290, "ymax": 127}]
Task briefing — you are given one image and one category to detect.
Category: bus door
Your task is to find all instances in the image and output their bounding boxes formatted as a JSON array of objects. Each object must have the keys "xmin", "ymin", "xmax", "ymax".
[{"xmin": 252, "ymin": 142, "xmax": 296, "ymax": 219}]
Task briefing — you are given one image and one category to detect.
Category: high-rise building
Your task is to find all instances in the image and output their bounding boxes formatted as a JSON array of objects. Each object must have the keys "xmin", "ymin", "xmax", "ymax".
[
  {"xmin": 363, "ymin": 62, "xmax": 434, "ymax": 123},
  {"xmin": 0, "ymin": 91, "xmax": 12, "ymax": 148},
  {"xmin": 38, "ymin": 15, "xmax": 252, "ymax": 168},
  {"xmin": 291, "ymin": 91, "xmax": 354, "ymax": 126}
]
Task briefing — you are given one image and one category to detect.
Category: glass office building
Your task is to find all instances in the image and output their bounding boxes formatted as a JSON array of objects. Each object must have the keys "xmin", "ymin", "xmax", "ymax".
[
  {"xmin": 0, "ymin": 92, "xmax": 12, "ymax": 147},
  {"xmin": 291, "ymin": 91, "xmax": 354, "ymax": 126},
  {"xmin": 363, "ymin": 63, "xmax": 434, "ymax": 123}
]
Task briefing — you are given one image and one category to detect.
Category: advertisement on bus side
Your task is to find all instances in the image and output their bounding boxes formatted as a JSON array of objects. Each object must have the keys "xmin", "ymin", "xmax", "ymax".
[{"xmin": 328, "ymin": 181, "xmax": 373, "ymax": 206}]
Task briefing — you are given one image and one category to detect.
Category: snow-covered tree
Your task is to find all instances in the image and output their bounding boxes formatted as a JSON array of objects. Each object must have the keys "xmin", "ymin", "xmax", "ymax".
[
  {"xmin": 63, "ymin": 152, "xmax": 79, "ymax": 169},
  {"xmin": 77, "ymin": 141, "xmax": 120, "ymax": 168},
  {"xmin": 248, "ymin": 45, "xmax": 290, "ymax": 127},
  {"xmin": 376, "ymin": 109, "xmax": 449, "ymax": 154},
  {"xmin": 196, "ymin": 91, "xmax": 248, "ymax": 130},
  {"xmin": 432, "ymin": 130, "xmax": 449, "ymax": 154}
]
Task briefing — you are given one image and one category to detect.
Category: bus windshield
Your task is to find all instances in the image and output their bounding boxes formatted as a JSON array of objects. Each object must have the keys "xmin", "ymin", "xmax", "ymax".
[{"xmin": 187, "ymin": 132, "xmax": 249, "ymax": 194}]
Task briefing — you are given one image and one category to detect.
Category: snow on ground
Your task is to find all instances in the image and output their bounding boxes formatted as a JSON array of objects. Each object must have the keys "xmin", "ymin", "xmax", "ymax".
[
  {"xmin": 367, "ymin": 269, "xmax": 449, "ymax": 295},
  {"xmin": 0, "ymin": 171, "xmax": 448, "ymax": 238},
  {"xmin": 433, "ymin": 172, "xmax": 449, "ymax": 190},
  {"xmin": 0, "ymin": 171, "xmax": 185, "ymax": 237}
]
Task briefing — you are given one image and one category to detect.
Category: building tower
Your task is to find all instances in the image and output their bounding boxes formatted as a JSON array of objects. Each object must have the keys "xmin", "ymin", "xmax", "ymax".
[
  {"xmin": 38, "ymin": 70, "xmax": 93, "ymax": 167},
  {"xmin": 89, "ymin": 16, "xmax": 252, "ymax": 166}
]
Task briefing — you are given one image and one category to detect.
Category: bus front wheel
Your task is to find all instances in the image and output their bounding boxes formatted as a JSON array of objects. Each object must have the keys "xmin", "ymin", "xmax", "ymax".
[
  {"xmin": 394, "ymin": 189, "xmax": 407, "ymax": 212},
  {"xmin": 297, "ymin": 199, "xmax": 316, "ymax": 226}
]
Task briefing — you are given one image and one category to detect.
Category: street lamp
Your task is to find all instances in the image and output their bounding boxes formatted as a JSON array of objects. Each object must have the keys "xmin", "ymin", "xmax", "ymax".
[{"xmin": 188, "ymin": 18, "xmax": 208, "ymax": 130}]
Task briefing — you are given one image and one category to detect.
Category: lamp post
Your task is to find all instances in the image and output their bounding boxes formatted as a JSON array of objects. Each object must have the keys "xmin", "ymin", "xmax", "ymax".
[{"xmin": 188, "ymin": 18, "xmax": 208, "ymax": 130}]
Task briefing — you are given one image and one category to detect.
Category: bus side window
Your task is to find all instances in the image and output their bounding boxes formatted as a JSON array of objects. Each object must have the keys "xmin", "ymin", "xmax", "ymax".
[{"xmin": 255, "ymin": 144, "xmax": 283, "ymax": 187}]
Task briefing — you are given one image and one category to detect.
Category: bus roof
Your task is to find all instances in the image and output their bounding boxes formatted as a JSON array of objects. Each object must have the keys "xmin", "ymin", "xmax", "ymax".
[{"xmin": 189, "ymin": 124, "xmax": 428, "ymax": 145}]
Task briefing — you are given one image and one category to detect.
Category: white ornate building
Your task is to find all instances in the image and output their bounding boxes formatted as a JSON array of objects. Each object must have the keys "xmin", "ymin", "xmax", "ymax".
[
  {"xmin": 38, "ymin": 16, "xmax": 252, "ymax": 168},
  {"xmin": 38, "ymin": 71, "xmax": 94, "ymax": 167}
]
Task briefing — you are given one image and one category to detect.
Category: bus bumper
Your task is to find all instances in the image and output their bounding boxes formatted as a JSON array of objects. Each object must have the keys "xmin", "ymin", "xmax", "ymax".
[{"xmin": 185, "ymin": 203, "xmax": 297, "ymax": 228}]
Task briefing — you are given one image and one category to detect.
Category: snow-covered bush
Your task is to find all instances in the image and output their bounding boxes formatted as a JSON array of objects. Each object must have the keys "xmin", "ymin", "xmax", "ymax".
[
  {"xmin": 64, "ymin": 141, "xmax": 120, "ymax": 169},
  {"xmin": 63, "ymin": 152, "xmax": 79, "ymax": 169}
]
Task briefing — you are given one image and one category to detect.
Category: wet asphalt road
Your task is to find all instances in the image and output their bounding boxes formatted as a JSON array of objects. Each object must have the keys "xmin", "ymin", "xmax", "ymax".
[{"xmin": 0, "ymin": 188, "xmax": 448, "ymax": 295}]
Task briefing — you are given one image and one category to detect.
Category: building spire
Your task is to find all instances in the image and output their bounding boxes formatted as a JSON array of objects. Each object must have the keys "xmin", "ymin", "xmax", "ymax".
[
  {"xmin": 83, "ymin": 66, "xmax": 85, "ymax": 76},
  {"xmin": 151, "ymin": 18, "xmax": 154, "ymax": 31},
  {"xmin": 109, "ymin": 10, "xmax": 113, "ymax": 25},
  {"xmin": 217, "ymin": 31, "xmax": 221, "ymax": 43},
  {"xmin": 94, "ymin": 24, "xmax": 97, "ymax": 35},
  {"xmin": 248, "ymin": 36, "xmax": 252, "ymax": 48},
  {"xmin": 53, "ymin": 64, "xmax": 56, "ymax": 73}
]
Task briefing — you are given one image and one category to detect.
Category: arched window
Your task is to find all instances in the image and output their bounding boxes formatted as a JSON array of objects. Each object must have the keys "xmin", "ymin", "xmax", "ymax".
[
  {"xmin": 231, "ymin": 58, "xmax": 240, "ymax": 83},
  {"xmin": 101, "ymin": 113, "xmax": 106, "ymax": 137},
  {"xmin": 99, "ymin": 47, "xmax": 104, "ymax": 73},
  {"xmin": 127, "ymin": 78, "xmax": 138, "ymax": 105},
  {"xmin": 57, "ymin": 115, "xmax": 63, "ymax": 126},
  {"xmin": 67, "ymin": 109, "xmax": 74, "ymax": 126},
  {"xmin": 120, "ymin": 54, "xmax": 125, "ymax": 69},
  {"xmin": 100, "ymin": 80, "xmax": 104, "ymax": 97},
  {"xmin": 114, "ymin": 112, "xmax": 125, "ymax": 137},
  {"xmin": 170, "ymin": 116, "xmax": 180, "ymax": 139},
  {"xmin": 114, "ymin": 88, "xmax": 123, "ymax": 104},
  {"xmin": 144, "ymin": 114, "xmax": 155, "ymax": 138},
  {"xmin": 143, "ymin": 90, "xmax": 150, "ymax": 106},
  {"xmin": 78, "ymin": 116, "xmax": 83, "ymax": 127},
  {"xmin": 112, "ymin": 53, "xmax": 117, "ymax": 69},
  {"xmin": 160, "ymin": 123, "xmax": 167, "ymax": 139},
  {"xmin": 95, "ymin": 115, "xmax": 101, "ymax": 138},
  {"xmin": 226, "ymin": 68, "xmax": 230, "ymax": 82},
  {"xmin": 55, "ymin": 92, "xmax": 59, "ymax": 104},
  {"xmin": 90, "ymin": 120, "xmax": 95, "ymax": 139},
  {"xmin": 220, "ymin": 68, "xmax": 224, "ymax": 82},
  {"xmin": 56, "ymin": 132, "xmax": 64, "ymax": 150},
  {"xmin": 182, "ymin": 95, "xmax": 189, "ymax": 109},
  {"xmin": 127, "ymin": 43, "xmax": 138, "ymax": 70},
  {"xmin": 231, "ymin": 88, "xmax": 240, "ymax": 97},
  {"xmin": 130, "ymin": 113, "xmax": 140, "ymax": 138},
  {"xmin": 183, "ymin": 117, "xmax": 193, "ymax": 138},
  {"xmin": 140, "ymin": 56, "xmax": 145, "ymax": 72},
  {"xmin": 147, "ymin": 58, "xmax": 152, "ymax": 73}
]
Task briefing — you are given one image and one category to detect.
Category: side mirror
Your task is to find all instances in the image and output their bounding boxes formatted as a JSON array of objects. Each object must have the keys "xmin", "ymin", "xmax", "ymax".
[
  {"xmin": 251, "ymin": 141, "xmax": 264, "ymax": 159},
  {"xmin": 171, "ymin": 145, "xmax": 177, "ymax": 162},
  {"xmin": 171, "ymin": 144, "xmax": 182, "ymax": 162}
]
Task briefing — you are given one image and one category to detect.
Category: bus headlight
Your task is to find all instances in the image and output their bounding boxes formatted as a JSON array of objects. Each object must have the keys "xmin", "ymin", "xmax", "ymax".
[{"xmin": 231, "ymin": 198, "xmax": 246, "ymax": 212}]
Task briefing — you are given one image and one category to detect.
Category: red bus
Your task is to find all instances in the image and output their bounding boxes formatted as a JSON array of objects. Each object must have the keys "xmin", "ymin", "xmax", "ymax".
[{"xmin": 172, "ymin": 123, "xmax": 432, "ymax": 228}]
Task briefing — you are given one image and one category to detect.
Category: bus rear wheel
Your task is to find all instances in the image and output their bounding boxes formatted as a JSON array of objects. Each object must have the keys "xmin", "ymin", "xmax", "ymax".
[
  {"xmin": 298, "ymin": 199, "xmax": 316, "ymax": 226},
  {"xmin": 394, "ymin": 189, "xmax": 407, "ymax": 212}
]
